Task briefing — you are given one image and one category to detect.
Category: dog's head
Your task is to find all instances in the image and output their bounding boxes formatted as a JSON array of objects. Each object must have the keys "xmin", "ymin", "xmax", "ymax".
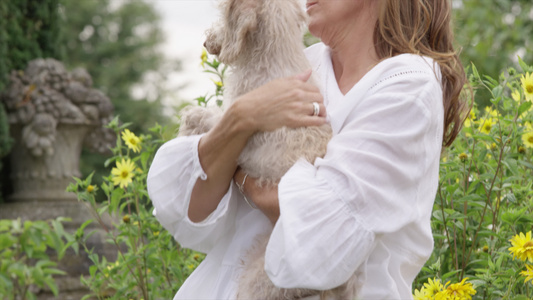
[{"xmin": 204, "ymin": 0, "xmax": 307, "ymax": 65}]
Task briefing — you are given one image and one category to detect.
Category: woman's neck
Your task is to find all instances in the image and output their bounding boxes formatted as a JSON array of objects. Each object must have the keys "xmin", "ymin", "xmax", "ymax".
[{"xmin": 327, "ymin": 15, "xmax": 379, "ymax": 95}]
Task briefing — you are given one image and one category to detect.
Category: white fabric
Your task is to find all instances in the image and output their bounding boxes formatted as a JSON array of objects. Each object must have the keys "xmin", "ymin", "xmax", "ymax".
[{"xmin": 147, "ymin": 42, "xmax": 444, "ymax": 299}]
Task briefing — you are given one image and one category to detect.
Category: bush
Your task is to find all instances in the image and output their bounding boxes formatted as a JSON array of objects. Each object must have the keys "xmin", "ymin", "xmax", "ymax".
[
  {"xmin": 67, "ymin": 118, "xmax": 202, "ymax": 300},
  {"xmin": 0, "ymin": 218, "xmax": 74, "ymax": 300},
  {"xmin": 413, "ymin": 58, "xmax": 533, "ymax": 298}
]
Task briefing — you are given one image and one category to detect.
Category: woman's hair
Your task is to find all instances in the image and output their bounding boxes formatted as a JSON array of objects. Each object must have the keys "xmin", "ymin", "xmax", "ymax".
[{"xmin": 374, "ymin": 0, "xmax": 469, "ymax": 147}]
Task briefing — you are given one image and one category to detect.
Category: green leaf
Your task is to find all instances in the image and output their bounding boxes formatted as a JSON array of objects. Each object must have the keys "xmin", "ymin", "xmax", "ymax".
[
  {"xmin": 518, "ymin": 56, "xmax": 532, "ymax": 73},
  {"xmin": 518, "ymin": 101, "xmax": 532, "ymax": 116}
]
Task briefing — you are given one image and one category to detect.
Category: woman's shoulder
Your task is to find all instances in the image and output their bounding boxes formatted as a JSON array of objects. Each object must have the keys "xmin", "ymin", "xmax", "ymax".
[
  {"xmin": 304, "ymin": 42, "xmax": 327, "ymax": 64},
  {"xmin": 367, "ymin": 53, "xmax": 442, "ymax": 93},
  {"xmin": 375, "ymin": 54, "xmax": 442, "ymax": 83}
]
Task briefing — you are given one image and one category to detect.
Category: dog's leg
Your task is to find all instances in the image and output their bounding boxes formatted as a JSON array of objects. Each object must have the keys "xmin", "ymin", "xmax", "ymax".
[{"xmin": 178, "ymin": 105, "xmax": 223, "ymax": 137}]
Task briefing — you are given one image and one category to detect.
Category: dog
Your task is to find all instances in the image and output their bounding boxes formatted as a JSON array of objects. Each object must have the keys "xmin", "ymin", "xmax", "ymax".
[{"xmin": 178, "ymin": 0, "xmax": 357, "ymax": 298}]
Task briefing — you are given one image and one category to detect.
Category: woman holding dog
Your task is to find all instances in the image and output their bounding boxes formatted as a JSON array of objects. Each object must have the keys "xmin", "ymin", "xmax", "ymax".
[{"xmin": 148, "ymin": 0, "xmax": 467, "ymax": 299}]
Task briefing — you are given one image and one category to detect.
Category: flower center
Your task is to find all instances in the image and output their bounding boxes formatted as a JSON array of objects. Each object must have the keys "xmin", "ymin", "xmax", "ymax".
[
  {"xmin": 121, "ymin": 170, "xmax": 129, "ymax": 178},
  {"xmin": 524, "ymin": 241, "xmax": 533, "ymax": 248},
  {"xmin": 484, "ymin": 124, "xmax": 491, "ymax": 131},
  {"xmin": 529, "ymin": 136, "xmax": 533, "ymax": 143},
  {"xmin": 527, "ymin": 84, "xmax": 533, "ymax": 94},
  {"xmin": 129, "ymin": 138, "xmax": 137, "ymax": 145}
]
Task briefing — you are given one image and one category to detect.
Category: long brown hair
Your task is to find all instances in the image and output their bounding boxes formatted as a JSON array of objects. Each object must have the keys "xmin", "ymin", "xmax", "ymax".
[{"xmin": 374, "ymin": 0, "xmax": 469, "ymax": 147}]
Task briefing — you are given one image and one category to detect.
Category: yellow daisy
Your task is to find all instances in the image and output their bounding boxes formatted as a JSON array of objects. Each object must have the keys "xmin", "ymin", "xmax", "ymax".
[
  {"xmin": 86, "ymin": 185, "xmax": 95, "ymax": 193},
  {"xmin": 523, "ymin": 131, "xmax": 533, "ymax": 149},
  {"xmin": 521, "ymin": 72, "xmax": 533, "ymax": 101},
  {"xmin": 509, "ymin": 231, "xmax": 533, "ymax": 262},
  {"xmin": 423, "ymin": 277, "xmax": 444, "ymax": 296},
  {"xmin": 121, "ymin": 129, "xmax": 142, "ymax": 153},
  {"xmin": 111, "ymin": 158, "xmax": 136, "ymax": 189},
  {"xmin": 484, "ymin": 106, "xmax": 499, "ymax": 117},
  {"xmin": 479, "ymin": 118, "xmax": 494, "ymax": 134},
  {"xmin": 435, "ymin": 278, "xmax": 476, "ymax": 300},
  {"xmin": 521, "ymin": 264, "xmax": 533, "ymax": 284},
  {"xmin": 413, "ymin": 287, "xmax": 429, "ymax": 300}
]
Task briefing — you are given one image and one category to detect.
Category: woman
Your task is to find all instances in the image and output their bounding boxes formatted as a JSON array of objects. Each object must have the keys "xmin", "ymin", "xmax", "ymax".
[{"xmin": 147, "ymin": 0, "xmax": 467, "ymax": 298}]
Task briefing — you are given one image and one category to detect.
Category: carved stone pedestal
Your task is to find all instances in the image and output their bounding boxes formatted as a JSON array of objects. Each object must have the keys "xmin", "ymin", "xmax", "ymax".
[{"xmin": 8, "ymin": 123, "xmax": 92, "ymax": 202}]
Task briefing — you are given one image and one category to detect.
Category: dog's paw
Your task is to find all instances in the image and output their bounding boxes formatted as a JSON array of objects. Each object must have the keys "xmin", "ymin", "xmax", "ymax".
[{"xmin": 178, "ymin": 105, "xmax": 222, "ymax": 137}]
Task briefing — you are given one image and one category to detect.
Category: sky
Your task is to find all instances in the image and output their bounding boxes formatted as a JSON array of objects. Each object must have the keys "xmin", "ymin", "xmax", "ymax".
[{"xmin": 151, "ymin": 0, "xmax": 220, "ymax": 104}]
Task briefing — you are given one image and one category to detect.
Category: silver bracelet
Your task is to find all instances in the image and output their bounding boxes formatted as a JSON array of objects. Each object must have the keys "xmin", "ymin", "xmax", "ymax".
[{"xmin": 237, "ymin": 174, "xmax": 257, "ymax": 209}]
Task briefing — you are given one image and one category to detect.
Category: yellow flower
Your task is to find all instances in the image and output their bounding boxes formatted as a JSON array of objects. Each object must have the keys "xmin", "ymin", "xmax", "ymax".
[
  {"xmin": 521, "ymin": 72, "xmax": 533, "ymax": 101},
  {"xmin": 484, "ymin": 106, "xmax": 499, "ymax": 117},
  {"xmin": 479, "ymin": 118, "xmax": 494, "ymax": 134},
  {"xmin": 509, "ymin": 231, "xmax": 533, "ymax": 262},
  {"xmin": 523, "ymin": 132, "xmax": 533, "ymax": 149},
  {"xmin": 464, "ymin": 109, "xmax": 476, "ymax": 128},
  {"xmin": 121, "ymin": 129, "xmax": 142, "ymax": 153},
  {"xmin": 111, "ymin": 158, "xmax": 136, "ymax": 188},
  {"xmin": 521, "ymin": 264, "xmax": 533, "ymax": 284},
  {"xmin": 200, "ymin": 48, "xmax": 208, "ymax": 67},
  {"xmin": 459, "ymin": 153, "xmax": 468, "ymax": 162},
  {"xmin": 424, "ymin": 278, "xmax": 444, "ymax": 296},
  {"xmin": 123, "ymin": 214, "xmax": 131, "ymax": 223},
  {"xmin": 86, "ymin": 185, "xmax": 95, "ymax": 193},
  {"xmin": 212, "ymin": 80, "xmax": 223, "ymax": 87},
  {"xmin": 153, "ymin": 231, "xmax": 160, "ymax": 236},
  {"xmin": 435, "ymin": 278, "xmax": 476, "ymax": 300},
  {"xmin": 512, "ymin": 89, "xmax": 521, "ymax": 102},
  {"xmin": 413, "ymin": 287, "xmax": 430, "ymax": 300}
]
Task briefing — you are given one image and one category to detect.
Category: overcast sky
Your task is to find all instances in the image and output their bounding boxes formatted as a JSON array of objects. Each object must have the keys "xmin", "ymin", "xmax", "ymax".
[{"xmin": 151, "ymin": 0, "xmax": 219, "ymax": 104}]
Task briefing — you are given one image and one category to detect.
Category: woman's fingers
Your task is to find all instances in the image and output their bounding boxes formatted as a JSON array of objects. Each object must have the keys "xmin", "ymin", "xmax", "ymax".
[
  {"xmin": 293, "ymin": 69, "xmax": 313, "ymax": 82},
  {"xmin": 231, "ymin": 72, "xmax": 327, "ymax": 132}
]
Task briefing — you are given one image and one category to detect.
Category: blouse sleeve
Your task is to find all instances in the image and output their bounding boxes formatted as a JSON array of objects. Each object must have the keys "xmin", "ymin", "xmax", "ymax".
[
  {"xmin": 264, "ymin": 72, "xmax": 443, "ymax": 289},
  {"xmin": 147, "ymin": 134, "xmax": 237, "ymax": 254}
]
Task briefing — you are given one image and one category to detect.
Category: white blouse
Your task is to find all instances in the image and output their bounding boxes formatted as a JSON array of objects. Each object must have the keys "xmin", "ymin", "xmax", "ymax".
[{"xmin": 147, "ymin": 42, "xmax": 444, "ymax": 299}]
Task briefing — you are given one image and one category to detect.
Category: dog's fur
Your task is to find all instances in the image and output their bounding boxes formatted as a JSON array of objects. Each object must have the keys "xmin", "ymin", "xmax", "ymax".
[{"xmin": 179, "ymin": 0, "xmax": 358, "ymax": 298}]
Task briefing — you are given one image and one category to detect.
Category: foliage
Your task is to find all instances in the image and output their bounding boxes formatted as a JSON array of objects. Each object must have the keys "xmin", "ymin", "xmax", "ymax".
[
  {"xmin": 65, "ymin": 54, "xmax": 225, "ymax": 299},
  {"xmin": 0, "ymin": 0, "xmax": 62, "ymax": 202},
  {"xmin": 58, "ymin": 0, "xmax": 176, "ymax": 134},
  {"xmin": 454, "ymin": 0, "xmax": 533, "ymax": 80},
  {"xmin": 413, "ymin": 58, "xmax": 533, "ymax": 298},
  {"xmin": 58, "ymin": 0, "xmax": 181, "ymax": 199},
  {"xmin": 194, "ymin": 49, "xmax": 227, "ymax": 108},
  {"xmin": 0, "ymin": 0, "xmax": 62, "ymax": 91},
  {"xmin": 66, "ymin": 118, "xmax": 202, "ymax": 300},
  {"xmin": 0, "ymin": 218, "xmax": 75, "ymax": 300}
]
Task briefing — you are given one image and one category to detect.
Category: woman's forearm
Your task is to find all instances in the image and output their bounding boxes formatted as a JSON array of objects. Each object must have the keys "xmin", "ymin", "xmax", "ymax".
[
  {"xmin": 188, "ymin": 71, "xmax": 324, "ymax": 222},
  {"xmin": 188, "ymin": 104, "xmax": 254, "ymax": 222}
]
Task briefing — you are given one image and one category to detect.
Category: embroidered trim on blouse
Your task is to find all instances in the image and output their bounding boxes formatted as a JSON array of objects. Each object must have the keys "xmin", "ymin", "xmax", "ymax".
[{"xmin": 369, "ymin": 70, "xmax": 430, "ymax": 91}]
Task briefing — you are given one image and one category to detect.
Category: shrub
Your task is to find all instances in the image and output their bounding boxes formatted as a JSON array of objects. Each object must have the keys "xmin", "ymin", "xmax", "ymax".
[
  {"xmin": 0, "ymin": 218, "xmax": 74, "ymax": 300},
  {"xmin": 413, "ymin": 57, "xmax": 533, "ymax": 299}
]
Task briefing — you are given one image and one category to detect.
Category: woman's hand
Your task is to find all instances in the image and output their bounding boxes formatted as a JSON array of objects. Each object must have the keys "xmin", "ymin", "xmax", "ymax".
[
  {"xmin": 229, "ymin": 69, "xmax": 327, "ymax": 135},
  {"xmin": 189, "ymin": 70, "xmax": 324, "ymax": 223},
  {"xmin": 234, "ymin": 169, "xmax": 280, "ymax": 225}
]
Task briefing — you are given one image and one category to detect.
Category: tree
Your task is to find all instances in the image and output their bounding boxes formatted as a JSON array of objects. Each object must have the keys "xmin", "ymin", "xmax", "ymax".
[
  {"xmin": 454, "ymin": 0, "xmax": 533, "ymax": 78},
  {"xmin": 0, "ymin": 0, "xmax": 62, "ymax": 201},
  {"xmin": 59, "ymin": 0, "xmax": 178, "ymax": 134},
  {"xmin": 58, "ymin": 0, "xmax": 180, "ymax": 184}
]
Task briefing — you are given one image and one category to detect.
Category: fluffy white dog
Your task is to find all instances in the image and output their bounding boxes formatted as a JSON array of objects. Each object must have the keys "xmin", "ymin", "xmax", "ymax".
[{"xmin": 178, "ymin": 0, "xmax": 357, "ymax": 298}]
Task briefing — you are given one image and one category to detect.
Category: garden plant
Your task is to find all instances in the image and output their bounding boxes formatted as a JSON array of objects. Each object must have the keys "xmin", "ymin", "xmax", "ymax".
[{"xmin": 2, "ymin": 51, "xmax": 532, "ymax": 299}]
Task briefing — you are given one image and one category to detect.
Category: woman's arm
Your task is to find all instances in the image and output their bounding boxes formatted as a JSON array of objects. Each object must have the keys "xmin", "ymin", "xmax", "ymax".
[{"xmin": 188, "ymin": 70, "xmax": 327, "ymax": 222}]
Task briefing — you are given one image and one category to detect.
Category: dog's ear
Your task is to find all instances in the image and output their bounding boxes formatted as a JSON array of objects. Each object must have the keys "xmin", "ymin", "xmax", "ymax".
[{"xmin": 219, "ymin": 0, "xmax": 260, "ymax": 63}]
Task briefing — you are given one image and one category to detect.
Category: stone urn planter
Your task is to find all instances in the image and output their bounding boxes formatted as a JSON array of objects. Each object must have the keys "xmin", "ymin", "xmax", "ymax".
[
  {"xmin": 1, "ymin": 58, "xmax": 115, "ymax": 201},
  {"xmin": 0, "ymin": 59, "xmax": 118, "ymax": 298}
]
